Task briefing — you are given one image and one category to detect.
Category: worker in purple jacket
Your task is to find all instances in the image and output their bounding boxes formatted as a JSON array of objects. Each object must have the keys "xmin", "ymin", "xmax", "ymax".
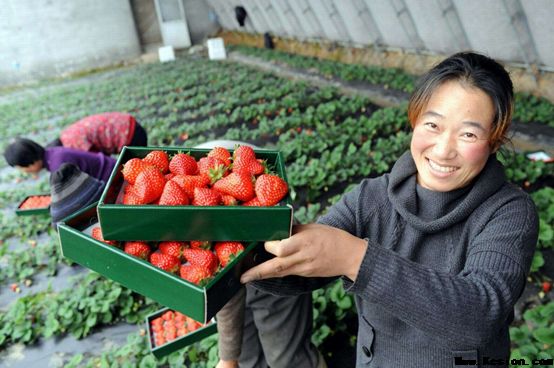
[{"xmin": 4, "ymin": 138, "xmax": 116, "ymax": 183}]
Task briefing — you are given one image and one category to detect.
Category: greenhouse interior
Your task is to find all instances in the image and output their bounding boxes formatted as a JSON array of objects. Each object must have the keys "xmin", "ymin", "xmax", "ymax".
[{"xmin": 1, "ymin": 1, "xmax": 553, "ymax": 367}]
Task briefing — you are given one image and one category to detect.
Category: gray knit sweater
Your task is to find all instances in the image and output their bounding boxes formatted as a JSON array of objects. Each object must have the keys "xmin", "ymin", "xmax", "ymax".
[{"xmin": 252, "ymin": 151, "xmax": 539, "ymax": 368}]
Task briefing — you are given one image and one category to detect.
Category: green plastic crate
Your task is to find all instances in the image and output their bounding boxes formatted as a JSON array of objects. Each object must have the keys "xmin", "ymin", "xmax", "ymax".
[
  {"xmin": 58, "ymin": 202, "xmax": 262, "ymax": 324},
  {"xmin": 146, "ymin": 307, "xmax": 217, "ymax": 358},
  {"xmin": 97, "ymin": 146, "xmax": 293, "ymax": 242},
  {"xmin": 15, "ymin": 194, "xmax": 51, "ymax": 216}
]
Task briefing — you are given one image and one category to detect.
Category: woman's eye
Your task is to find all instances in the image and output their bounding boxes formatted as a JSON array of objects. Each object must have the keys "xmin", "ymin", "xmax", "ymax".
[
  {"xmin": 462, "ymin": 132, "xmax": 478, "ymax": 140},
  {"xmin": 424, "ymin": 122, "xmax": 437, "ymax": 129}
]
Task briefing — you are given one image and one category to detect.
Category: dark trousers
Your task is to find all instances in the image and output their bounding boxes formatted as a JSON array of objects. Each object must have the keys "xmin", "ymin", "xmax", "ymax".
[
  {"xmin": 239, "ymin": 284, "xmax": 323, "ymax": 368},
  {"xmin": 129, "ymin": 122, "xmax": 147, "ymax": 147}
]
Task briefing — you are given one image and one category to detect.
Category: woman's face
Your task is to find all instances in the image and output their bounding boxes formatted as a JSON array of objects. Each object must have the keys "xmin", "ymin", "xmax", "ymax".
[
  {"xmin": 17, "ymin": 160, "xmax": 43, "ymax": 174},
  {"xmin": 410, "ymin": 80, "xmax": 495, "ymax": 192}
]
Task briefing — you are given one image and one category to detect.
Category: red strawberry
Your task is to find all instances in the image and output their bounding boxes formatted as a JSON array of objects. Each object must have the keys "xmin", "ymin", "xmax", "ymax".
[
  {"xmin": 159, "ymin": 180, "xmax": 189, "ymax": 206},
  {"xmin": 182, "ymin": 248, "xmax": 218, "ymax": 274},
  {"xmin": 232, "ymin": 157, "xmax": 265, "ymax": 176},
  {"xmin": 149, "ymin": 252, "xmax": 180, "ymax": 273},
  {"xmin": 134, "ymin": 166, "xmax": 166, "ymax": 203},
  {"xmin": 122, "ymin": 158, "xmax": 146, "ymax": 184},
  {"xmin": 213, "ymin": 172, "xmax": 255, "ymax": 202},
  {"xmin": 169, "ymin": 153, "xmax": 198, "ymax": 175},
  {"xmin": 190, "ymin": 240, "xmax": 211, "ymax": 249},
  {"xmin": 179, "ymin": 264, "xmax": 213, "ymax": 285},
  {"xmin": 214, "ymin": 241, "xmax": 245, "ymax": 267},
  {"xmin": 162, "ymin": 311, "xmax": 174, "ymax": 320},
  {"xmin": 220, "ymin": 194, "xmax": 238, "ymax": 206},
  {"xmin": 171, "ymin": 175, "xmax": 210, "ymax": 198},
  {"xmin": 91, "ymin": 226, "xmax": 118, "ymax": 246},
  {"xmin": 124, "ymin": 241, "xmax": 151, "ymax": 260},
  {"xmin": 242, "ymin": 197, "xmax": 262, "ymax": 206},
  {"xmin": 192, "ymin": 187, "xmax": 221, "ymax": 206},
  {"xmin": 233, "ymin": 146, "xmax": 256, "ymax": 161},
  {"xmin": 186, "ymin": 316, "xmax": 202, "ymax": 331},
  {"xmin": 543, "ymin": 281, "xmax": 552, "ymax": 293},
  {"xmin": 143, "ymin": 150, "xmax": 169, "ymax": 173},
  {"xmin": 232, "ymin": 146, "xmax": 265, "ymax": 175},
  {"xmin": 122, "ymin": 189, "xmax": 144, "ymax": 205},
  {"xmin": 197, "ymin": 156, "xmax": 227, "ymax": 183},
  {"xmin": 208, "ymin": 147, "xmax": 231, "ymax": 166},
  {"xmin": 255, "ymin": 174, "xmax": 288, "ymax": 206},
  {"xmin": 159, "ymin": 241, "xmax": 187, "ymax": 260}
]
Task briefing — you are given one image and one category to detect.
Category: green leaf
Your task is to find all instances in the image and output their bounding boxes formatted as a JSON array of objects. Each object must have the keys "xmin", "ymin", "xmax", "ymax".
[{"xmin": 532, "ymin": 326, "xmax": 554, "ymax": 344}]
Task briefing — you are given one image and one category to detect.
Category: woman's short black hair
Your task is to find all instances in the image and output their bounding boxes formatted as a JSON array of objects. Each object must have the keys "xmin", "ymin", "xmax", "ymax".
[{"xmin": 3, "ymin": 138, "xmax": 45, "ymax": 167}]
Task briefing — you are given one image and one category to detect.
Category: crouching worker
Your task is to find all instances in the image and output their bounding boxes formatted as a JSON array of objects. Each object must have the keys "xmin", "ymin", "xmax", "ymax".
[
  {"xmin": 4, "ymin": 138, "xmax": 116, "ymax": 183},
  {"xmin": 49, "ymin": 112, "xmax": 147, "ymax": 154},
  {"xmin": 49, "ymin": 163, "xmax": 106, "ymax": 226}
]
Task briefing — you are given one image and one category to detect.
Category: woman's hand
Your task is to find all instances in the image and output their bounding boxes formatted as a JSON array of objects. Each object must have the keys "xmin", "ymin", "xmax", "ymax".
[
  {"xmin": 216, "ymin": 360, "xmax": 238, "ymax": 368},
  {"xmin": 240, "ymin": 224, "xmax": 367, "ymax": 283}
]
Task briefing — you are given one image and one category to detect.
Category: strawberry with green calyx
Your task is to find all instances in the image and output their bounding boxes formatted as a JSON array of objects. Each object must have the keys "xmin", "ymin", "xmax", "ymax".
[
  {"xmin": 91, "ymin": 226, "xmax": 118, "ymax": 246},
  {"xmin": 192, "ymin": 187, "xmax": 221, "ymax": 206},
  {"xmin": 214, "ymin": 241, "xmax": 245, "ymax": 267},
  {"xmin": 159, "ymin": 180, "xmax": 189, "ymax": 206},
  {"xmin": 255, "ymin": 174, "xmax": 288, "ymax": 206},
  {"xmin": 124, "ymin": 241, "xmax": 151, "ymax": 260},
  {"xmin": 122, "ymin": 158, "xmax": 147, "ymax": 184},
  {"xmin": 149, "ymin": 252, "xmax": 180, "ymax": 273},
  {"xmin": 198, "ymin": 156, "xmax": 228, "ymax": 183},
  {"xmin": 208, "ymin": 146, "xmax": 231, "ymax": 166},
  {"xmin": 179, "ymin": 264, "xmax": 213, "ymax": 285},
  {"xmin": 143, "ymin": 150, "xmax": 169, "ymax": 173},
  {"xmin": 171, "ymin": 174, "xmax": 210, "ymax": 198},
  {"xmin": 213, "ymin": 172, "xmax": 255, "ymax": 202},
  {"xmin": 169, "ymin": 153, "xmax": 198, "ymax": 175},
  {"xmin": 134, "ymin": 166, "xmax": 166, "ymax": 203},
  {"xmin": 182, "ymin": 248, "xmax": 218, "ymax": 274},
  {"xmin": 159, "ymin": 241, "xmax": 187, "ymax": 260}
]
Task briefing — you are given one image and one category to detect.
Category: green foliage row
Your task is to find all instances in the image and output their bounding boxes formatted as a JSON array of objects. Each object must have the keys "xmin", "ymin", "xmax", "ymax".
[{"xmin": 231, "ymin": 45, "xmax": 554, "ymax": 127}]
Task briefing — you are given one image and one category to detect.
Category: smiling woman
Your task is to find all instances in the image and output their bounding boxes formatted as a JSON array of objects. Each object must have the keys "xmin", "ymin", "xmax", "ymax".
[{"xmin": 238, "ymin": 52, "xmax": 540, "ymax": 368}]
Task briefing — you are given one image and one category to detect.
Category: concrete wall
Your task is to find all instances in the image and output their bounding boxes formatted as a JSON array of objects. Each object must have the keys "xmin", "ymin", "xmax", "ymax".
[
  {"xmin": 0, "ymin": 0, "xmax": 141, "ymax": 86},
  {"xmin": 182, "ymin": 0, "xmax": 220, "ymax": 45}
]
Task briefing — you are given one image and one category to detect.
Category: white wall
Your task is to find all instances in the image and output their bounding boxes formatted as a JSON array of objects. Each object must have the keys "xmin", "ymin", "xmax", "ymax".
[
  {"xmin": 206, "ymin": 0, "xmax": 554, "ymax": 71},
  {"xmin": 0, "ymin": 0, "xmax": 141, "ymax": 85}
]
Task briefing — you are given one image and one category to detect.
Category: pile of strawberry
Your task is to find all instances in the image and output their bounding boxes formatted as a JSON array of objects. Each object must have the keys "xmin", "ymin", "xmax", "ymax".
[
  {"xmin": 150, "ymin": 310, "xmax": 210, "ymax": 347},
  {"xmin": 120, "ymin": 146, "xmax": 288, "ymax": 207},
  {"xmin": 19, "ymin": 195, "xmax": 51, "ymax": 209},
  {"xmin": 91, "ymin": 226, "xmax": 244, "ymax": 285}
]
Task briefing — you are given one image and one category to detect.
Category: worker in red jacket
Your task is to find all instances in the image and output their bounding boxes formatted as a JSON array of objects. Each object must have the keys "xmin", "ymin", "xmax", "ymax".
[{"xmin": 51, "ymin": 112, "xmax": 147, "ymax": 155}]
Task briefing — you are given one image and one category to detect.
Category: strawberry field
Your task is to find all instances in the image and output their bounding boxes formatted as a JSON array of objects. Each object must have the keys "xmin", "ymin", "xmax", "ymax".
[{"xmin": 1, "ymin": 47, "xmax": 553, "ymax": 367}]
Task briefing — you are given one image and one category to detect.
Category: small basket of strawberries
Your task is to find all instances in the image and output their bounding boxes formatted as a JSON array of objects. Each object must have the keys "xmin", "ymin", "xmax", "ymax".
[
  {"xmin": 15, "ymin": 194, "xmax": 52, "ymax": 216},
  {"xmin": 146, "ymin": 308, "xmax": 217, "ymax": 358}
]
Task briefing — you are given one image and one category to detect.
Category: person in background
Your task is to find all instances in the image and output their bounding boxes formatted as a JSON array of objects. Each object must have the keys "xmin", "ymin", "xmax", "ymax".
[
  {"xmin": 4, "ymin": 138, "xmax": 116, "ymax": 183},
  {"xmin": 49, "ymin": 163, "xmax": 106, "ymax": 226},
  {"xmin": 239, "ymin": 52, "xmax": 539, "ymax": 367},
  {"xmin": 197, "ymin": 140, "xmax": 325, "ymax": 368},
  {"xmin": 47, "ymin": 112, "xmax": 147, "ymax": 155}
]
